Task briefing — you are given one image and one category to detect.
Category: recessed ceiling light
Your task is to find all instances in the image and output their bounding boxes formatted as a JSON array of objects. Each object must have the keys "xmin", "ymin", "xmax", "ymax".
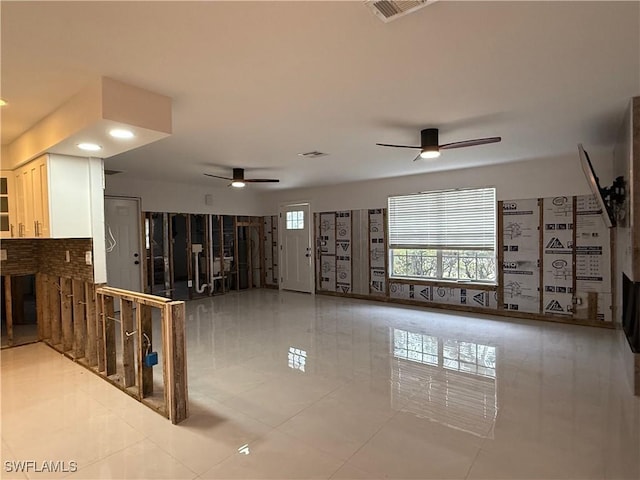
[
  {"xmin": 0, "ymin": 99, "xmax": 7, "ymax": 107},
  {"xmin": 109, "ymin": 128, "xmax": 135, "ymax": 139},
  {"xmin": 77, "ymin": 143, "xmax": 102, "ymax": 152},
  {"xmin": 231, "ymin": 180, "xmax": 246, "ymax": 188}
]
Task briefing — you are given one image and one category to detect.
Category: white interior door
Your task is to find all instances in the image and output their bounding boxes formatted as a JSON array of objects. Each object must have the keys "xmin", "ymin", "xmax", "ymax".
[
  {"xmin": 280, "ymin": 203, "xmax": 313, "ymax": 293},
  {"xmin": 105, "ymin": 196, "xmax": 142, "ymax": 292}
]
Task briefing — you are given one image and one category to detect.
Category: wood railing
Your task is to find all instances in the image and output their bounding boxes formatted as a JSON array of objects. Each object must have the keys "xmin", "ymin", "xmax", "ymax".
[{"xmin": 36, "ymin": 275, "xmax": 188, "ymax": 424}]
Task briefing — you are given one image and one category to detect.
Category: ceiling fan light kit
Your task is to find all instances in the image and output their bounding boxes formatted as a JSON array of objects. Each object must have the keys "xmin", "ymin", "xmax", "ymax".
[{"xmin": 204, "ymin": 167, "xmax": 279, "ymax": 187}]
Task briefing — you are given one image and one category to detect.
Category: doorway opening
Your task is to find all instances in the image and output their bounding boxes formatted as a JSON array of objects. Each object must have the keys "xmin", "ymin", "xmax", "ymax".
[
  {"xmin": 170, "ymin": 214, "xmax": 189, "ymax": 301},
  {"xmin": 1, "ymin": 274, "xmax": 38, "ymax": 347}
]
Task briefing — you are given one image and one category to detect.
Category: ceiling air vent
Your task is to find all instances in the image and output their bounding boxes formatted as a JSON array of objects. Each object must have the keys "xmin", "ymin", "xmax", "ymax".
[
  {"xmin": 365, "ymin": 0, "xmax": 438, "ymax": 23},
  {"xmin": 297, "ymin": 151, "xmax": 328, "ymax": 159}
]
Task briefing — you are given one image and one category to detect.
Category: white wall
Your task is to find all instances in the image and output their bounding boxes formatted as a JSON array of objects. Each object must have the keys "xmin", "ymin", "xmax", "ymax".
[
  {"xmin": 262, "ymin": 149, "xmax": 614, "ymax": 213},
  {"xmin": 106, "ymin": 148, "xmax": 614, "ymax": 217},
  {"xmin": 105, "ymin": 176, "xmax": 268, "ymax": 215},
  {"xmin": 88, "ymin": 158, "xmax": 107, "ymax": 284}
]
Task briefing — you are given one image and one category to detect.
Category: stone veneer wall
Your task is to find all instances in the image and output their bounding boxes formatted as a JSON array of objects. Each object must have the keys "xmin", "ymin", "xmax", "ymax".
[{"xmin": 1, "ymin": 238, "xmax": 94, "ymax": 282}]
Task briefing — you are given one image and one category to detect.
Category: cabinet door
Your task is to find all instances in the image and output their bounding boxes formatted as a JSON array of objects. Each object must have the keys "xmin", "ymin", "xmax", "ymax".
[
  {"xmin": 22, "ymin": 164, "xmax": 37, "ymax": 237},
  {"xmin": 32, "ymin": 157, "xmax": 50, "ymax": 237},
  {"xmin": 14, "ymin": 168, "xmax": 29, "ymax": 237},
  {"xmin": 0, "ymin": 173, "xmax": 12, "ymax": 238}
]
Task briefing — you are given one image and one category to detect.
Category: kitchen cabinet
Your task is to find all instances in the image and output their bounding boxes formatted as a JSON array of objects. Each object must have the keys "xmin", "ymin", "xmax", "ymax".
[
  {"xmin": 12, "ymin": 154, "xmax": 94, "ymax": 238},
  {"xmin": 0, "ymin": 171, "xmax": 15, "ymax": 238}
]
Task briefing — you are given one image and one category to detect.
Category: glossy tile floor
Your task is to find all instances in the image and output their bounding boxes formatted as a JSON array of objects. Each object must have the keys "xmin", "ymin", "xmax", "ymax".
[{"xmin": 1, "ymin": 289, "xmax": 639, "ymax": 479}]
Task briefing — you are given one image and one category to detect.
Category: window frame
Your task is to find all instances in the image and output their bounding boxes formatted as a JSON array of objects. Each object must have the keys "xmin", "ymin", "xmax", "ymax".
[
  {"xmin": 285, "ymin": 210, "xmax": 305, "ymax": 230},
  {"xmin": 388, "ymin": 187, "xmax": 497, "ymax": 285}
]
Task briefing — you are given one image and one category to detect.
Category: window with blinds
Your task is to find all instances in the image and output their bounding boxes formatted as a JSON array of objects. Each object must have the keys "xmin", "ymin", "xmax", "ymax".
[{"xmin": 388, "ymin": 187, "xmax": 497, "ymax": 283}]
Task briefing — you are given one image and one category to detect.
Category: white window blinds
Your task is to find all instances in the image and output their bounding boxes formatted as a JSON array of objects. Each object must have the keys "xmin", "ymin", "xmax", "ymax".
[{"xmin": 388, "ymin": 187, "xmax": 496, "ymax": 251}]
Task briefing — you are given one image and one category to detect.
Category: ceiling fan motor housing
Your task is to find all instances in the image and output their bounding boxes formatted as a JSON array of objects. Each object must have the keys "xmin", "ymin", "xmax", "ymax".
[
  {"xmin": 232, "ymin": 168, "xmax": 244, "ymax": 180},
  {"xmin": 421, "ymin": 128, "xmax": 439, "ymax": 152}
]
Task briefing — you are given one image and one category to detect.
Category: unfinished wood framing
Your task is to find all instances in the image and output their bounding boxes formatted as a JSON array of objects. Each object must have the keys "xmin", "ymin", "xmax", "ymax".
[
  {"xmin": 4, "ymin": 276, "xmax": 13, "ymax": 346},
  {"xmin": 121, "ymin": 299, "xmax": 136, "ymax": 388},
  {"xmin": 147, "ymin": 213, "xmax": 155, "ymax": 294},
  {"xmin": 572, "ymin": 196, "xmax": 578, "ymax": 316},
  {"xmin": 60, "ymin": 277, "xmax": 73, "ymax": 352},
  {"xmin": 164, "ymin": 300, "xmax": 188, "ymax": 423},
  {"xmin": 37, "ymin": 273, "xmax": 50, "ymax": 341},
  {"xmin": 96, "ymin": 290, "xmax": 105, "ymax": 372},
  {"xmin": 234, "ymin": 216, "xmax": 240, "ymax": 291},
  {"xmin": 29, "ymin": 279, "xmax": 187, "ymax": 424},
  {"xmin": 102, "ymin": 295, "xmax": 117, "ymax": 376},
  {"xmin": 84, "ymin": 283, "xmax": 97, "ymax": 367},
  {"xmin": 166, "ymin": 213, "xmax": 174, "ymax": 297},
  {"xmin": 136, "ymin": 303, "xmax": 154, "ymax": 398},
  {"xmin": 72, "ymin": 279, "xmax": 86, "ymax": 359},
  {"xmin": 48, "ymin": 277, "xmax": 62, "ymax": 347},
  {"xmin": 497, "ymin": 201, "xmax": 505, "ymax": 309},
  {"xmin": 539, "ymin": 199, "xmax": 544, "ymax": 315},
  {"xmin": 95, "ymin": 286, "xmax": 188, "ymax": 424}
]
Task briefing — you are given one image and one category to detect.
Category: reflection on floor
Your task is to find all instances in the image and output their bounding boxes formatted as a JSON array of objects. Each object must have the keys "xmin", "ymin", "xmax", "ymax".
[{"xmin": 1, "ymin": 289, "xmax": 639, "ymax": 479}]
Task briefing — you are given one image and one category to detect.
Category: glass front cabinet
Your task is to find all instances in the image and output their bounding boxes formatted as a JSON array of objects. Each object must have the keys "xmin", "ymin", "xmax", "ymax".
[{"xmin": 0, "ymin": 171, "xmax": 14, "ymax": 238}]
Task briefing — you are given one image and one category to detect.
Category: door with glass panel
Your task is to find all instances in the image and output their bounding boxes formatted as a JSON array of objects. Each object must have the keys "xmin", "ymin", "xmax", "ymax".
[{"xmin": 279, "ymin": 203, "xmax": 313, "ymax": 293}]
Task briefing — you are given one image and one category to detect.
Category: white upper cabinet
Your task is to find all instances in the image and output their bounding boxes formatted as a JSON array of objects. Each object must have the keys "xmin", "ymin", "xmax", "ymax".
[
  {"xmin": 12, "ymin": 154, "xmax": 96, "ymax": 238},
  {"xmin": 0, "ymin": 171, "xmax": 15, "ymax": 238}
]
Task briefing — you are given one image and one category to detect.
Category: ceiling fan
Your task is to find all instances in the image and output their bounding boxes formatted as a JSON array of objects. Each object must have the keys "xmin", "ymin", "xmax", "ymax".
[
  {"xmin": 204, "ymin": 168, "xmax": 279, "ymax": 188},
  {"xmin": 377, "ymin": 128, "xmax": 501, "ymax": 161}
]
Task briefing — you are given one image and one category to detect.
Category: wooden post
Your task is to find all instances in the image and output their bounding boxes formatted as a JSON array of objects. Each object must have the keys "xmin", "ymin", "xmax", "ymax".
[
  {"xmin": 36, "ymin": 274, "xmax": 43, "ymax": 340},
  {"xmin": 4, "ymin": 276, "xmax": 13, "ymax": 346},
  {"xmin": 60, "ymin": 278, "xmax": 73, "ymax": 352},
  {"xmin": 165, "ymin": 301, "xmax": 188, "ymax": 424},
  {"xmin": 104, "ymin": 295, "xmax": 117, "ymax": 376},
  {"xmin": 186, "ymin": 214, "xmax": 193, "ymax": 299},
  {"xmin": 166, "ymin": 213, "xmax": 174, "ymax": 297},
  {"xmin": 36, "ymin": 273, "xmax": 51, "ymax": 340},
  {"xmin": 85, "ymin": 283, "xmax": 97, "ymax": 367},
  {"xmin": 149, "ymin": 213, "xmax": 155, "ymax": 294},
  {"xmin": 136, "ymin": 304, "xmax": 154, "ymax": 398},
  {"xmin": 234, "ymin": 216, "xmax": 240, "ymax": 291},
  {"xmin": 49, "ymin": 277, "xmax": 62, "ymax": 347},
  {"xmin": 497, "ymin": 201, "xmax": 505, "ymax": 310},
  {"xmin": 160, "ymin": 306, "xmax": 170, "ymax": 413},
  {"xmin": 72, "ymin": 280, "xmax": 86, "ymax": 359},
  {"xmin": 96, "ymin": 292, "xmax": 105, "ymax": 372},
  {"xmin": 121, "ymin": 299, "xmax": 136, "ymax": 388},
  {"xmin": 588, "ymin": 292, "xmax": 598, "ymax": 322},
  {"xmin": 539, "ymin": 199, "xmax": 544, "ymax": 314}
]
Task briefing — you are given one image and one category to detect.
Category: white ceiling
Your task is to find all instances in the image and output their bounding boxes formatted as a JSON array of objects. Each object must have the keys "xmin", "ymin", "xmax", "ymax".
[{"xmin": 2, "ymin": 1, "xmax": 638, "ymax": 190}]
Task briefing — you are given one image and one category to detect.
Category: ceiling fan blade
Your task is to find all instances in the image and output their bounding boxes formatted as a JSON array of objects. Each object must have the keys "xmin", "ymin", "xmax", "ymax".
[
  {"xmin": 245, "ymin": 179, "xmax": 280, "ymax": 183},
  {"xmin": 440, "ymin": 136, "xmax": 502, "ymax": 150},
  {"xmin": 204, "ymin": 173, "xmax": 232, "ymax": 180},
  {"xmin": 376, "ymin": 143, "xmax": 421, "ymax": 149}
]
